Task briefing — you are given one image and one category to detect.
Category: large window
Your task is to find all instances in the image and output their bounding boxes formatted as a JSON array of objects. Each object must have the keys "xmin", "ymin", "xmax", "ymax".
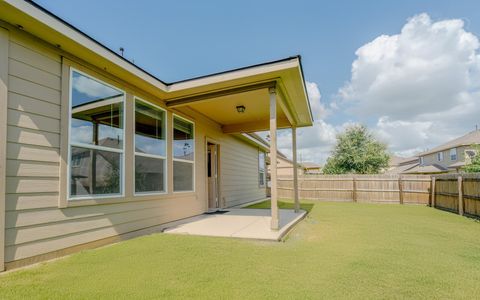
[
  {"xmin": 259, "ymin": 151, "xmax": 266, "ymax": 187},
  {"xmin": 134, "ymin": 99, "xmax": 166, "ymax": 194},
  {"xmin": 450, "ymin": 148, "xmax": 457, "ymax": 161},
  {"xmin": 173, "ymin": 115, "xmax": 195, "ymax": 192},
  {"xmin": 437, "ymin": 152, "xmax": 444, "ymax": 161},
  {"xmin": 69, "ymin": 69, "xmax": 125, "ymax": 199}
]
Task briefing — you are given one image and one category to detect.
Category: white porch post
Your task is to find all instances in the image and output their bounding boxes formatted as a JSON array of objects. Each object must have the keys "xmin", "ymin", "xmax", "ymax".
[
  {"xmin": 269, "ymin": 87, "xmax": 279, "ymax": 230},
  {"xmin": 292, "ymin": 126, "xmax": 300, "ymax": 213}
]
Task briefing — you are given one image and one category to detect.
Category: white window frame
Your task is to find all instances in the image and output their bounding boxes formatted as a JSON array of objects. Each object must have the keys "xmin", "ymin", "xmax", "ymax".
[
  {"xmin": 134, "ymin": 97, "xmax": 168, "ymax": 196},
  {"xmin": 450, "ymin": 148, "xmax": 457, "ymax": 161},
  {"xmin": 67, "ymin": 67, "xmax": 126, "ymax": 201},
  {"xmin": 437, "ymin": 152, "xmax": 444, "ymax": 161},
  {"xmin": 172, "ymin": 114, "xmax": 195, "ymax": 193},
  {"xmin": 258, "ymin": 150, "xmax": 266, "ymax": 188}
]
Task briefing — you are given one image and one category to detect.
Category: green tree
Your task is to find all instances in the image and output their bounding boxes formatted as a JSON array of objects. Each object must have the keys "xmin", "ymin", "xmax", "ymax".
[
  {"xmin": 463, "ymin": 145, "xmax": 480, "ymax": 173},
  {"xmin": 323, "ymin": 124, "xmax": 390, "ymax": 174}
]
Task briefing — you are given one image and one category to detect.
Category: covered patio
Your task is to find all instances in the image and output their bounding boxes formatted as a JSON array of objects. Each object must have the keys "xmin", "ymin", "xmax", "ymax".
[
  {"xmin": 163, "ymin": 208, "xmax": 307, "ymax": 241},
  {"xmin": 164, "ymin": 56, "xmax": 313, "ymax": 231}
]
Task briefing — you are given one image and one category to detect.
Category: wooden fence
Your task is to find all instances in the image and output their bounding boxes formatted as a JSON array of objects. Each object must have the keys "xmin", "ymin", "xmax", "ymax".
[
  {"xmin": 278, "ymin": 174, "xmax": 432, "ymax": 205},
  {"xmin": 432, "ymin": 173, "xmax": 480, "ymax": 218}
]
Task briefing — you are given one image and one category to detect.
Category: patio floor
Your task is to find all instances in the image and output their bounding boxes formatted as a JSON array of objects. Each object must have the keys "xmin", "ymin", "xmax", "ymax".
[{"xmin": 163, "ymin": 208, "xmax": 306, "ymax": 241}]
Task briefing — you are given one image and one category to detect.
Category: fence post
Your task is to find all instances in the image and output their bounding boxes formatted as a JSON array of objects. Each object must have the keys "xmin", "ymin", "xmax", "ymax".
[
  {"xmin": 430, "ymin": 177, "xmax": 436, "ymax": 208},
  {"xmin": 458, "ymin": 176, "xmax": 464, "ymax": 216},
  {"xmin": 352, "ymin": 176, "xmax": 357, "ymax": 203},
  {"xmin": 398, "ymin": 175, "xmax": 404, "ymax": 205}
]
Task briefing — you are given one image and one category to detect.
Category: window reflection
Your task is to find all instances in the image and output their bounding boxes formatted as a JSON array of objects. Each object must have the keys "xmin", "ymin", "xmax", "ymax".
[
  {"xmin": 173, "ymin": 117, "xmax": 194, "ymax": 161},
  {"xmin": 135, "ymin": 101, "xmax": 166, "ymax": 157},
  {"xmin": 69, "ymin": 70, "xmax": 124, "ymax": 198},
  {"xmin": 70, "ymin": 146, "xmax": 121, "ymax": 196}
]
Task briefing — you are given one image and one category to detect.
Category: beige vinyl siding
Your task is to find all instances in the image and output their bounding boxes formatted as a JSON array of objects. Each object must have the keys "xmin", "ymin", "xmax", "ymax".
[
  {"xmin": 5, "ymin": 30, "xmax": 266, "ymax": 266},
  {"xmin": 421, "ymin": 146, "xmax": 468, "ymax": 170},
  {"xmin": 220, "ymin": 138, "xmax": 266, "ymax": 207}
]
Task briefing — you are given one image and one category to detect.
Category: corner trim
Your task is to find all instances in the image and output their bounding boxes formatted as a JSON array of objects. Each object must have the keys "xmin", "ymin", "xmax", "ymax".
[{"xmin": 0, "ymin": 26, "xmax": 9, "ymax": 272}]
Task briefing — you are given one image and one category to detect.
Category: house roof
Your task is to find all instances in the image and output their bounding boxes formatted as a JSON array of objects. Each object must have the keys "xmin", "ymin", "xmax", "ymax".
[
  {"xmin": 386, "ymin": 162, "xmax": 419, "ymax": 174},
  {"xmin": 403, "ymin": 164, "xmax": 448, "ymax": 174},
  {"xmin": 419, "ymin": 130, "xmax": 480, "ymax": 156},
  {"xmin": 301, "ymin": 162, "xmax": 322, "ymax": 169},
  {"xmin": 449, "ymin": 161, "xmax": 466, "ymax": 168},
  {"xmin": 0, "ymin": 0, "xmax": 313, "ymax": 132},
  {"xmin": 389, "ymin": 155, "xmax": 419, "ymax": 167}
]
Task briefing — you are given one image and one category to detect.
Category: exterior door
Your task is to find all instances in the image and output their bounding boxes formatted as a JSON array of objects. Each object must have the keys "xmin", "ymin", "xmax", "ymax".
[{"xmin": 207, "ymin": 143, "xmax": 219, "ymax": 209}]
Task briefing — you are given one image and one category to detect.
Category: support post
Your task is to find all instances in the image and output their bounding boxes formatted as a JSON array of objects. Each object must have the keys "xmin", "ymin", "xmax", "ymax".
[
  {"xmin": 292, "ymin": 126, "xmax": 300, "ymax": 213},
  {"xmin": 398, "ymin": 175, "xmax": 404, "ymax": 205},
  {"xmin": 269, "ymin": 87, "xmax": 279, "ymax": 230},
  {"xmin": 352, "ymin": 176, "xmax": 357, "ymax": 202},
  {"xmin": 431, "ymin": 177, "xmax": 436, "ymax": 208},
  {"xmin": 458, "ymin": 176, "xmax": 464, "ymax": 216}
]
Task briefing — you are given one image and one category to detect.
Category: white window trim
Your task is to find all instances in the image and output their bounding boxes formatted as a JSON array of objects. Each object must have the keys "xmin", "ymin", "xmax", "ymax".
[
  {"xmin": 172, "ymin": 113, "xmax": 195, "ymax": 193},
  {"xmin": 258, "ymin": 150, "xmax": 266, "ymax": 188},
  {"xmin": 437, "ymin": 152, "xmax": 444, "ymax": 161},
  {"xmin": 134, "ymin": 97, "xmax": 168, "ymax": 196},
  {"xmin": 450, "ymin": 148, "xmax": 457, "ymax": 161},
  {"xmin": 67, "ymin": 67, "xmax": 126, "ymax": 201}
]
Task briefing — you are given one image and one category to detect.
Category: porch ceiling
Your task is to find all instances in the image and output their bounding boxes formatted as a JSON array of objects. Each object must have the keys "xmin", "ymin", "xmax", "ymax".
[{"xmin": 185, "ymin": 88, "xmax": 290, "ymax": 133}]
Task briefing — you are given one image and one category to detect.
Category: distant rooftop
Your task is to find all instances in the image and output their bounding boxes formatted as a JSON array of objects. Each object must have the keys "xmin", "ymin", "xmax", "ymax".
[{"xmin": 419, "ymin": 129, "xmax": 480, "ymax": 156}]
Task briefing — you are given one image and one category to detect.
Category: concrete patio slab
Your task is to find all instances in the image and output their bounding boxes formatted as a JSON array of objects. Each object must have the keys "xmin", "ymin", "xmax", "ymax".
[{"xmin": 163, "ymin": 209, "xmax": 307, "ymax": 241}]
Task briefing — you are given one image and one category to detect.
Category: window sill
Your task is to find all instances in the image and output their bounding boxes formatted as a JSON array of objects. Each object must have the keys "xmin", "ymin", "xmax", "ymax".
[{"xmin": 63, "ymin": 193, "xmax": 176, "ymax": 208}]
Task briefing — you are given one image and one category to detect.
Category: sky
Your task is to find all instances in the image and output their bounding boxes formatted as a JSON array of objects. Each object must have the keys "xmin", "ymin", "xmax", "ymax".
[{"xmin": 36, "ymin": 0, "xmax": 480, "ymax": 164}]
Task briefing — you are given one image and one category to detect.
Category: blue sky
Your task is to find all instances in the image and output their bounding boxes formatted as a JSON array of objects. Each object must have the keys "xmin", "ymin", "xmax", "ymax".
[{"xmin": 37, "ymin": 0, "xmax": 480, "ymax": 163}]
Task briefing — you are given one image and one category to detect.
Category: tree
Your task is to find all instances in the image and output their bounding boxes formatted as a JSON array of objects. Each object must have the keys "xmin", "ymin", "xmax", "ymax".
[
  {"xmin": 323, "ymin": 124, "xmax": 390, "ymax": 174},
  {"xmin": 463, "ymin": 145, "xmax": 480, "ymax": 173}
]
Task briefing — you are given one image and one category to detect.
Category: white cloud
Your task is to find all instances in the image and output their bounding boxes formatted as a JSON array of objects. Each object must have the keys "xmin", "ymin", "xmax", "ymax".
[{"xmin": 339, "ymin": 13, "xmax": 480, "ymax": 157}]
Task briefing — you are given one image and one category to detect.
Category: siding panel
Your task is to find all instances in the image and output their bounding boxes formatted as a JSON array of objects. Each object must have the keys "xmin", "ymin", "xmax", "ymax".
[
  {"xmin": 9, "ymin": 58, "xmax": 61, "ymax": 90},
  {"xmin": 8, "ymin": 75, "xmax": 60, "ymax": 105},
  {"xmin": 7, "ymin": 143, "xmax": 59, "ymax": 163},
  {"xmin": 6, "ymin": 160, "xmax": 59, "ymax": 177},
  {"xmin": 8, "ymin": 92, "xmax": 61, "ymax": 119},
  {"xmin": 7, "ymin": 109, "xmax": 60, "ymax": 133},
  {"xmin": 9, "ymin": 41, "xmax": 61, "ymax": 75},
  {"xmin": 7, "ymin": 126, "xmax": 60, "ymax": 148}
]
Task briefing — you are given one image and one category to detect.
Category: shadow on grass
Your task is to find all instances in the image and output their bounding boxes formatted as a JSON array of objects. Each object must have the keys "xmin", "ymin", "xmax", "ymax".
[{"xmin": 246, "ymin": 200, "xmax": 314, "ymax": 213}]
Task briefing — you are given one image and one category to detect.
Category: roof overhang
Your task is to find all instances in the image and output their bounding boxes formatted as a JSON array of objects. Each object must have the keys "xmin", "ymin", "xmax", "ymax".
[{"xmin": 1, "ymin": 0, "xmax": 313, "ymax": 133}]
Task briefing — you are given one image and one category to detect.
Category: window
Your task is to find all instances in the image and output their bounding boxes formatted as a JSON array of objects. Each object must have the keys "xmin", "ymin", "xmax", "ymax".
[
  {"xmin": 69, "ymin": 69, "xmax": 124, "ymax": 198},
  {"xmin": 437, "ymin": 152, "xmax": 444, "ymax": 161},
  {"xmin": 450, "ymin": 148, "xmax": 457, "ymax": 161},
  {"xmin": 173, "ymin": 115, "xmax": 194, "ymax": 192},
  {"xmin": 134, "ymin": 99, "xmax": 166, "ymax": 194},
  {"xmin": 259, "ymin": 151, "xmax": 266, "ymax": 187}
]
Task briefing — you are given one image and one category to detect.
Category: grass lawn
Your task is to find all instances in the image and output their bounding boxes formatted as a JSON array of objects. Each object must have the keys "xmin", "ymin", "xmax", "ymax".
[{"xmin": 1, "ymin": 201, "xmax": 479, "ymax": 299}]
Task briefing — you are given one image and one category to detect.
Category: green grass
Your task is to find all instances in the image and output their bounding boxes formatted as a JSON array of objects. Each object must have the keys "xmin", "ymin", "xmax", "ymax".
[{"xmin": 1, "ymin": 201, "xmax": 479, "ymax": 299}]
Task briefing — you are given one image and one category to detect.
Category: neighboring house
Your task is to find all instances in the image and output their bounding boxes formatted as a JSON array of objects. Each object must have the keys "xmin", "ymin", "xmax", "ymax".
[
  {"xmin": 414, "ymin": 130, "xmax": 480, "ymax": 174},
  {"xmin": 0, "ymin": 1, "xmax": 313, "ymax": 271},
  {"xmin": 301, "ymin": 162, "xmax": 322, "ymax": 175},
  {"xmin": 268, "ymin": 153, "xmax": 322, "ymax": 177},
  {"xmin": 386, "ymin": 155, "xmax": 419, "ymax": 174}
]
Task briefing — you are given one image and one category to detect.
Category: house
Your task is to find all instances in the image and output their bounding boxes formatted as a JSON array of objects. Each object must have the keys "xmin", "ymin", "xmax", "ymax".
[
  {"xmin": 0, "ymin": 0, "xmax": 313, "ymax": 271},
  {"xmin": 269, "ymin": 154, "xmax": 322, "ymax": 177},
  {"xmin": 386, "ymin": 155, "xmax": 419, "ymax": 174},
  {"xmin": 413, "ymin": 129, "xmax": 480, "ymax": 174}
]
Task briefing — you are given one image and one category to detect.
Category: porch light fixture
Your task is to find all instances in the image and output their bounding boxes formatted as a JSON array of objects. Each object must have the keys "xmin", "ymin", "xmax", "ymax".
[{"xmin": 236, "ymin": 105, "xmax": 246, "ymax": 113}]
